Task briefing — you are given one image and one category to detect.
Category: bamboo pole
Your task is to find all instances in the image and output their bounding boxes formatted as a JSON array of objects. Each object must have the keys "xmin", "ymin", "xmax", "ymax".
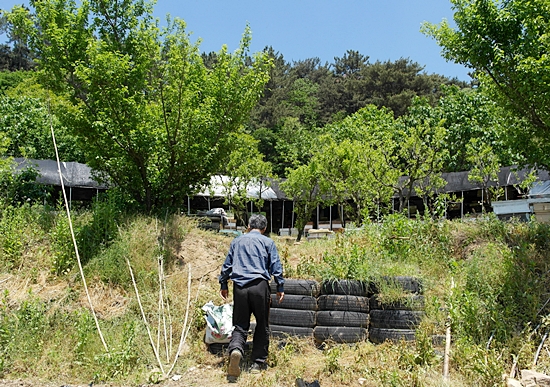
[{"xmin": 48, "ymin": 100, "xmax": 109, "ymax": 353}]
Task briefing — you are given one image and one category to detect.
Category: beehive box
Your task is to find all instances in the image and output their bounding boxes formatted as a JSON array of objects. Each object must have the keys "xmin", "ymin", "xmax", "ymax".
[
  {"xmin": 533, "ymin": 203, "xmax": 550, "ymax": 223},
  {"xmin": 307, "ymin": 229, "xmax": 335, "ymax": 241}
]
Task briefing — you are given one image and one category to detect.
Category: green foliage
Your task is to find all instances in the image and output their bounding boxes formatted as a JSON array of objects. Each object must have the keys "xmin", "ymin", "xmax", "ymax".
[
  {"xmin": 0, "ymin": 291, "xmax": 48, "ymax": 374},
  {"xmin": 322, "ymin": 343, "xmax": 342, "ymax": 374},
  {"xmin": 422, "ymin": 0, "xmax": 550, "ymax": 169},
  {"xmin": 93, "ymin": 320, "xmax": 140, "ymax": 381},
  {"xmin": 453, "ymin": 344, "xmax": 506, "ymax": 387},
  {"xmin": 0, "ymin": 70, "xmax": 33, "ymax": 92},
  {"xmin": 77, "ymin": 193, "xmax": 124, "ymax": 263},
  {"xmin": 466, "ymin": 138, "xmax": 501, "ymax": 207},
  {"xmin": 73, "ymin": 309, "xmax": 96, "ymax": 362},
  {"xmin": 50, "ymin": 209, "xmax": 75, "ymax": 275},
  {"xmin": 0, "ymin": 203, "xmax": 55, "ymax": 270},
  {"xmin": 317, "ymin": 237, "xmax": 372, "ymax": 280},
  {"xmin": 0, "ymin": 206, "xmax": 25, "ymax": 268},
  {"xmin": 248, "ymin": 48, "xmax": 468, "ymax": 176},
  {"xmin": 280, "ymin": 161, "xmax": 323, "ymax": 241},
  {"xmin": 0, "ymin": 94, "xmax": 84, "ymax": 161},
  {"xmin": 433, "ymin": 85, "xmax": 522, "ymax": 172},
  {"xmin": 84, "ymin": 235, "xmax": 131, "ymax": 287},
  {"xmin": 7, "ymin": 1, "xmax": 271, "ymax": 212},
  {"xmin": 218, "ymin": 132, "xmax": 273, "ymax": 226}
]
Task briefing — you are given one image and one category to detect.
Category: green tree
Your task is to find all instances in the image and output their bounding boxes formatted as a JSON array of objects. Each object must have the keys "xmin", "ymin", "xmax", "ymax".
[
  {"xmin": 0, "ymin": 94, "xmax": 84, "ymax": 161},
  {"xmin": 274, "ymin": 117, "xmax": 316, "ymax": 173},
  {"xmin": 433, "ymin": 86, "xmax": 521, "ymax": 172},
  {"xmin": 422, "ymin": 0, "xmax": 550, "ymax": 168},
  {"xmin": 391, "ymin": 115, "xmax": 448, "ymax": 213},
  {"xmin": 0, "ymin": 11, "xmax": 35, "ymax": 71},
  {"xmin": 315, "ymin": 136, "xmax": 390, "ymax": 225},
  {"xmin": 7, "ymin": 0, "xmax": 271, "ymax": 211},
  {"xmin": 319, "ymin": 106, "xmax": 397, "ymax": 223},
  {"xmin": 466, "ymin": 138, "xmax": 502, "ymax": 208},
  {"xmin": 218, "ymin": 133, "xmax": 273, "ymax": 226},
  {"xmin": 280, "ymin": 161, "xmax": 323, "ymax": 242}
]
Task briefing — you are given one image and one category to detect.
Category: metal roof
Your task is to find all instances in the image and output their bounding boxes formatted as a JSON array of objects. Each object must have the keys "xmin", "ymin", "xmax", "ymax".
[
  {"xmin": 13, "ymin": 158, "xmax": 108, "ymax": 189},
  {"xmin": 11, "ymin": 159, "xmax": 550, "ymax": 200}
]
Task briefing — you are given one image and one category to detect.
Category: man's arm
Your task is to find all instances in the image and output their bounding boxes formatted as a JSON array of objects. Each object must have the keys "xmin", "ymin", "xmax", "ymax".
[
  {"xmin": 219, "ymin": 244, "xmax": 234, "ymax": 299},
  {"xmin": 268, "ymin": 241, "xmax": 285, "ymax": 302}
]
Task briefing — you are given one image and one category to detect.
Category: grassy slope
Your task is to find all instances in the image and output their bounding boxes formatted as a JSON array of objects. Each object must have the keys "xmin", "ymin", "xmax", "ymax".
[{"xmin": 1, "ymin": 206, "xmax": 550, "ymax": 386}]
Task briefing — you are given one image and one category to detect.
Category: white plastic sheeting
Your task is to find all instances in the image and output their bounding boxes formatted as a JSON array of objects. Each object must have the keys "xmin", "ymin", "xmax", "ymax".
[{"xmin": 195, "ymin": 175, "xmax": 278, "ymax": 200}]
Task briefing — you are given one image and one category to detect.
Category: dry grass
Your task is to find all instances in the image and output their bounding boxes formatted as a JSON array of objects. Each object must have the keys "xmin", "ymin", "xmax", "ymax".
[{"xmin": 4, "ymin": 213, "xmax": 550, "ymax": 386}]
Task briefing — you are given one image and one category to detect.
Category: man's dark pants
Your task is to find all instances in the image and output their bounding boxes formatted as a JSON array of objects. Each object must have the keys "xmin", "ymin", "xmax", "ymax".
[{"xmin": 227, "ymin": 278, "xmax": 270, "ymax": 364}]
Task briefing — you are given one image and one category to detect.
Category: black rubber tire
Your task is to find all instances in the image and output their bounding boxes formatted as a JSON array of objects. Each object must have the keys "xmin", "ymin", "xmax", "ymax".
[
  {"xmin": 313, "ymin": 326, "xmax": 368, "ymax": 343},
  {"xmin": 269, "ymin": 308, "xmax": 316, "ymax": 328},
  {"xmin": 270, "ymin": 324, "xmax": 314, "ymax": 338},
  {"xmin": 270, "ymin": 279, "xmax": 320, "ymax": 296},
  {"xmin": 318, "ymin": 294, "xmax": 369, "ymax": 313},
  {"xmin": 373, "ymin": 276, "xmax": 423, "ymax": 294},
  {"xmin": 369, "ymin": 295, "xmax": 425, "ymax": 311},
  {"xmin": 270, "ymin": 294, "xmax": 318, "ymax": 311},
  {"xmin": 368, "ymin": 328, "xmax": 416, "ymax": 344},
  {"xmin": 369, "ymin": 309, "xmax": 424, "ymax": 329},
  {"xmin": 320, "ymin": 279, "xmax": 371, "ymax": 296},
  {"xmin": 316, "ymin": 310, "xmax": 369, "ymax": 328}
]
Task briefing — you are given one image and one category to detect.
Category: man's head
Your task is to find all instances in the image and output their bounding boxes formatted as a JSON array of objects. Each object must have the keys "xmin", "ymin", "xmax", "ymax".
[{"xmin": 248, "ymin": 214, "xmax": 268, "ymax": 232}]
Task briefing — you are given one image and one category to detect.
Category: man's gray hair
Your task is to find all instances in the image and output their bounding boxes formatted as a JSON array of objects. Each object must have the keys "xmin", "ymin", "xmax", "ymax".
[{"xmin": 249, "ymin": 214, "xmax": 268, "ymax": 230}]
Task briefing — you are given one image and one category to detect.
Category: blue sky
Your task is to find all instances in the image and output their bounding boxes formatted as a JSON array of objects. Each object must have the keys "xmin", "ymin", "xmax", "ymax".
[{"xmin": 2, "ymin": 0, "xmax": 471, "ymax": 81}]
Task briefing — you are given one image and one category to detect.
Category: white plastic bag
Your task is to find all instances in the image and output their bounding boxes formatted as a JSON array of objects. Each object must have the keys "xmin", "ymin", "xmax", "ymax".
[{"xmin": 202, "ymin": 301, "xmax": 234, "ymax": 344}]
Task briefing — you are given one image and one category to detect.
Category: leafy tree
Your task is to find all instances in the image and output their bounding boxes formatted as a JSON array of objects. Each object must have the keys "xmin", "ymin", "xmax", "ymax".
[
  {"xmin": 315, "ymin": 136, "xmax": 390, "ymax": 225},
  {"xmin": 274, "ymin": 117, "xmax": 316, "ymax": 173},
  {"xmin": 0, "ymin": 70, "xmax": 33, "ymax": 93},
  {"xmin": 422, "ymin": 0, "xmax": 550, "ymax": 169},
  {"xmin": 218, "ymin": 133, "xmax": 273, "ymax": 226},
  {"xmin": 7, "ymin": 0, "xmax": 271, "ymax": 211},
  {"xmin": 248, "ymin": 47, "xmax": 294, "ymax": 131},
  {"xmin": 0, "ymin": 94, "xmax": 84, "ymax": 161},
  {"xmin": 466, "ymin": 138, "xmax": 502, "ymax": 208},
  {"xmin": 0, "ymin": 12, "xmax": 35, "ymax": 71},
  {"xmin": 390, "ymin": 114, "xmax": 448, "ymax": 212},
  {"xmin": 280, "ymin": 161, "xmax": 323, "ymax": 242},
  {"xmin": 319, "ymin": 106, "xmax": 397, "ymax": 223},
  {"xmin": 432, "ymin": 86, "xmax": 522, "ymax": 172}
]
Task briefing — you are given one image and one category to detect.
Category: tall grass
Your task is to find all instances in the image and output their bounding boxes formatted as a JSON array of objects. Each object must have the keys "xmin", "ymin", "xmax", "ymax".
[{"xmin": 2, "ymin": 202, "xmax": 550, "ymax": 385}]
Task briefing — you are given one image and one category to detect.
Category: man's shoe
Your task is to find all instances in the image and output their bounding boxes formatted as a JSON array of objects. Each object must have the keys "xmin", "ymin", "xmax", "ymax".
[
  {"xmin": 249, "ymin": 362, "xmax": 267, "ymax": 374},
  {"xmin": 227, "ymin": 349, "xmax": 242, "ymax": 381}
]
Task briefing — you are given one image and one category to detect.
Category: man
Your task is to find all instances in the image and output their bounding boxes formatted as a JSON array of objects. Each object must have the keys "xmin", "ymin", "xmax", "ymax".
[{"xmin": 219, "ymin": 214, "xmax": 285, "ymax": 382}]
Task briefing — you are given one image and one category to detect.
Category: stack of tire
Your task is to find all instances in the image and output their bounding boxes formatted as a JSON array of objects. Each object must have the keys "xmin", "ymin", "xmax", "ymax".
[
  {"xmin": 368, "ymin": 276, "xmax": 425, "ymax": 344},
  {"xmin": 269, "ymin": 279, "xmax": 320, "ymax": 339},
  {"xmin": 313, "ymin": 280, "xmax": 370, "ymax": 344}
]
